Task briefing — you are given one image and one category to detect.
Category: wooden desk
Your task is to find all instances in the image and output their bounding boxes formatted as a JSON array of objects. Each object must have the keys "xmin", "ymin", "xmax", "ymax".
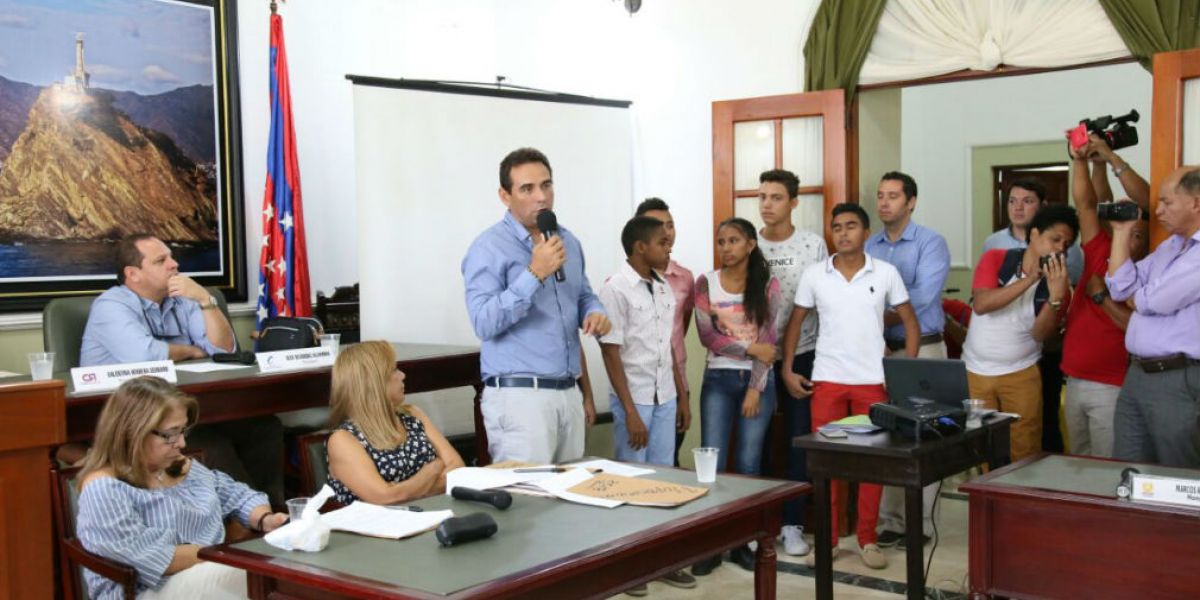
[
  {"xmin": 200, "ymin": 468, "xmax": 807, "ymax": 599},
  {"xmin": 962, "ymin": 454, "xmax": 1200, "ymax": 600},
  {"xmin": 56, "ymin": 343, "xmax": 487, "ymax": 464},
  {"xmin": 795, "ymin": 415, "xmax": 1013, "ymax": 600},
  {"xmin": 0, "ymin": 379, "xmax": 65, "ymax": 600}
]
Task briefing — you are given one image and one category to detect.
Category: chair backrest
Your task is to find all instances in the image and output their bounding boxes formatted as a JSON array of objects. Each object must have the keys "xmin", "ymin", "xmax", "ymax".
[
  {"xmin": 297, "ymin": 430, "xmax": 332, "ymax": 496},
  {"xmin": 42, "ymin": 296, "xmax": 99, "ymax": 372},
  {"xmin": 41, "ymin": 287, "xmax": 231, "ymax": 372}
]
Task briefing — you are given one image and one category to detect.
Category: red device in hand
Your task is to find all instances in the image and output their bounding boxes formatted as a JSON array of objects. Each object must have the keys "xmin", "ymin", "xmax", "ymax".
[{"xmin": 1067, "ymin": 123, "xmax": 1090, "ymax": 151}]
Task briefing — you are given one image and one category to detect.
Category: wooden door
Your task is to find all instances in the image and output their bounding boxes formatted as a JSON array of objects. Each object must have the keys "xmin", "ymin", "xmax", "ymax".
[
  {"xmin": 1150, "ymin": 48, "xmax": 1200, "ymax": 248},
  {"xmin": 712, "ymin": 89, "xmax": 848, "ymax": 266}
]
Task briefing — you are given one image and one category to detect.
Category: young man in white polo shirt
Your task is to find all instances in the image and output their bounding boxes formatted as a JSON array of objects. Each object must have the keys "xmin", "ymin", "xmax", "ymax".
[
  {"xmin": 599, "ymin": 215, "xmax": 695, "ymax": 594},
  {"xmin": 781, "ymin": 203, "xmax": 920, "ymax": 570}
]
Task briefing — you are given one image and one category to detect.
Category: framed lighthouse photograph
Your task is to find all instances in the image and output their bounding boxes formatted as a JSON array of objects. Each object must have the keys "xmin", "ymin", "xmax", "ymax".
[{"xmin": 0, "ymin": 0, "xmax": 246, "ymax": 311}]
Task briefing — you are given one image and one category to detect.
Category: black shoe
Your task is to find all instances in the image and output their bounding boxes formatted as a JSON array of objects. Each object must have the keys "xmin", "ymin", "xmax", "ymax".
[
  {"xmin": 875, "ymin": 530, "xmax": 904, "ymax": 548},
  {"xmin": 691, "ymin": 553, "xmax": 722, "ymax": 576},
  {"xmin": 896, "ymin": 534, "xmax": 931, "ymax": 551},
  {"xmin": 730, "ymin": 544, "xmax": 756, "ymax": 572}
]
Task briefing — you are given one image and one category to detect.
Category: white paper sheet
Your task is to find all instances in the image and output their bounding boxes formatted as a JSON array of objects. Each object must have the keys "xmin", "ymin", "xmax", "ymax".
[
  {"xmin": 570, "ymin": 459, "xmax": 655, "ymax": 477},
  {"xmin": 320, "ymin": 502, "xmax": 453, "ymax": 539},
  {"xmin": 533, "ymin": 468, "xmax": 623, "ymax": 508},
  {"xmin": 174, "ymin": 361, "xmax": 256, "ymax": 373},
  {"xmin": 444, "ymin": 467, "xmax": 542, "ymax": 494}
]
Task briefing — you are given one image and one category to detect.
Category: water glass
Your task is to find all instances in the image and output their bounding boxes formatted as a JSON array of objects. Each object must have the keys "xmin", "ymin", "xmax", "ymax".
[
  {"xmin": 319, "ymin": 333, "xmax": 341, "ymax": 357},
  {"xmin": 692, "ymin": 447, "xmax": 719, "ymax": 483},
  {"xmin": 28, "ymin": 352, "xmax": 55, "ymax": 381},
  {"xmin": 286, "ymin": 497, "xmax": 310, "ymax": 522},
  {"xmin": 963, "ymin": 399, "xmax": 986, "ymax": 429}
]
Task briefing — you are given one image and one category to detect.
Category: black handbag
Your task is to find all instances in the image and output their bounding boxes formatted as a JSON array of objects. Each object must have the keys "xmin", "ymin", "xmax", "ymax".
[{"xmin": 255, "ymin": 316, "xmax": 323, "ymax": 352}]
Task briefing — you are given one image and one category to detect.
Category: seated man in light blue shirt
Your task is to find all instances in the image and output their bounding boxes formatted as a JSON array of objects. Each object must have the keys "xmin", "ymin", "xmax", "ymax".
[
  {"xmin": 79, "ymin": 233, "xmax": 283, "ymax": 504},
  {"xmin": 81, "ymin": 234, "xmax": 235, "ymax": 366},
  {"xmin": 461, "ymin": 148, "xmax": 611, "ymax": 464},
  {"xmin": 864, "ymin": 171, "xmax": 950, "ymax": 550}
]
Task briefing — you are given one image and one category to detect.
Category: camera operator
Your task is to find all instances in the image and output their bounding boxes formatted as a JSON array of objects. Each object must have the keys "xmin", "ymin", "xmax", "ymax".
[
  {"xmin": 1060, "ymin": 137, "xmax": 1148, "ymax": 458},
  {"xmin": 1106, "ymin": 166, "xmax": 1200, "ymax": 468},
  {"xmin": 1085, "ymin": 133, "xmax": 1150, "ymax": 209}
]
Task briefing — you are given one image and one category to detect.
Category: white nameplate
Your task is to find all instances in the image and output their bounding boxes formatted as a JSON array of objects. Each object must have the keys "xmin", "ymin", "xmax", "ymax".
[
  {"xmin": 256, "ymin": 347, "xmax": 335, "ymax": 374},
  {"xmin": 1131, "ymin": 473, "xmax": 1200, "ymax": 509},
  {"xmin": 71, "ymin": 360, "xmax": 178, "ymax": 393}
]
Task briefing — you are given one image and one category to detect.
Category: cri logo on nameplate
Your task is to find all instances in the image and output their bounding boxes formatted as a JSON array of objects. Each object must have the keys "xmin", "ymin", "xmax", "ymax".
[{"xmin": 82, "ymin": 373, "xmax": 97, "ymax": 383}]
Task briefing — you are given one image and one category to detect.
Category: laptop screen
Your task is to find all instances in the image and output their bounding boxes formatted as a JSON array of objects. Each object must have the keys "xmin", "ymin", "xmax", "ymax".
[{"xmin": 882, "ymin": 357, "xmax": 971, "ymax": 411}]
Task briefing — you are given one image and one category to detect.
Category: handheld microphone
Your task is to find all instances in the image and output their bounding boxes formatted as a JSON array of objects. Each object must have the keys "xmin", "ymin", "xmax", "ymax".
[
  {"xmin": 535, "ymin": 210, "xmax": 566, "ymax": 282},
  {"xmin": 435, "ymin": 512, "xmax": 498, "ymax": 547},
  {"xmin": 450, "ymin": 486, "xmax": 513, "ymax": 510}
]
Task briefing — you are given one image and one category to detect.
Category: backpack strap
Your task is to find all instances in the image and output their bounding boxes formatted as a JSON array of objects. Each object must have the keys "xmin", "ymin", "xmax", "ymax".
[{"xmin": 996, "ymin": 247, "xmax": 1049, "ymax": 314}]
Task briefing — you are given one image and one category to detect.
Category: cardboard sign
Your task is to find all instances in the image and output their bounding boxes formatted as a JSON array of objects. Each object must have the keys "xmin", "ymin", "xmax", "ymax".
[
  {"xmin": 71, "ymin": 360, "xmax": 177, "ymax": 393},
  {"xmin": 256, "ymin": 347, "xmax": 335, "ymax": 374},
  {"xmin": 1131, "ymin": 473, "xmax": 1200, "ymax": 509},
  {"xmin": 567, "ymin": 473, "xmax": 708, "ymax": 507}
]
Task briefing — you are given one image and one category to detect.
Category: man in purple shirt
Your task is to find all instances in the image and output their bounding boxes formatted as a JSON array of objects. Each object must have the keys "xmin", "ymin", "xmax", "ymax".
[{"xmin": 1106, "ymin": 166, "xmax": 1200, "ymax": 468}]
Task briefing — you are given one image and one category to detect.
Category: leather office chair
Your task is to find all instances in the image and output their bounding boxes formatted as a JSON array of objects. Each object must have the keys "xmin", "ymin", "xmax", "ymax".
[
  {"xmin": 42, "ymin": 287, "xmax": 232, "ymax": 372},
  {"xmin": 297, "ymin": 430, "xmax": 332, "ymax": 497}
]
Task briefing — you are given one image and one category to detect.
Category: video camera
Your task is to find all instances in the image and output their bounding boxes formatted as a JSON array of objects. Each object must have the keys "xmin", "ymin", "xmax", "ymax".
[{"xmin": 1067, "ymin": 109, "xmax": 1140, "ymax": 153}]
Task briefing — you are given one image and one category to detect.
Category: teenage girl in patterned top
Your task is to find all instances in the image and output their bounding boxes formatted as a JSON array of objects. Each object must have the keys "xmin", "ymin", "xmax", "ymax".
[{"xmin": 325, "ymin": 341, "xmax": 464, "ymax": 505}]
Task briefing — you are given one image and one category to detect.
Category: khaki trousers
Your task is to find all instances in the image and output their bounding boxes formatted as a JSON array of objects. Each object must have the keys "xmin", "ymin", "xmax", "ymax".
[{"xmin": 967, "ymin": 363, "xmax": 1042, "ymax": 461}]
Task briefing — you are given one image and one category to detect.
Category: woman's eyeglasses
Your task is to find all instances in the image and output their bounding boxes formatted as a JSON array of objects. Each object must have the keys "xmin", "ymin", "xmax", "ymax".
[{"xmin": 150, "ymin": 426, "xmax": 192, "ymax": 445}]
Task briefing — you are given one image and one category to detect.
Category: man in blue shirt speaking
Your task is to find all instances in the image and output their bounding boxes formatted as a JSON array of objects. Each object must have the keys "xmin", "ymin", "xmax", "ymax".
[{"xmin": 462, "ymin": 148, "xmax": 611, "ymax": 464}]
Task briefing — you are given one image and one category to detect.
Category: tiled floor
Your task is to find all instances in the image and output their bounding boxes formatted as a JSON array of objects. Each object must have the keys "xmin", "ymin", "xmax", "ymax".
[{"xmin": 607, "ymin": 486, "xmax": 974, "ymax": 599}]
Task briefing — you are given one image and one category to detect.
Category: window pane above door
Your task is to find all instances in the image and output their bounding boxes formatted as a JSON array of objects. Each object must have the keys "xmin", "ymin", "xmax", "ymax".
[
  {"xmin": 1184, "ymin": 77, "xmax": 1199, "ymax": 164},
  {"xmin": 734, "ymin": 120, "xmax": 776, "ymax": 191},
  {"xmin": 781, "ymin": 116, "xmax": 824, "ymax": 187},
  {"xmin": 733, "ymin": 193, "xmax": 825, "ymax": 238}
]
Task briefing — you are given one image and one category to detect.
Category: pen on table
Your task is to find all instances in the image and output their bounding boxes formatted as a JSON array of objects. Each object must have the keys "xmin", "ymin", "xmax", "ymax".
[
  {"xmin": 386, "ymin": 505, "xmax": 424, "ymax": 512},
  {"xmin": 513, "ymin": 467, "xmax": 567, "ymax": 473}
]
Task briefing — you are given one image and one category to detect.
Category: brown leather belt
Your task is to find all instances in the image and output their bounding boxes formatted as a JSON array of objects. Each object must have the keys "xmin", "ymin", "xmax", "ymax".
[
  {"xmin": 1131, "ymin": 354, "xmax": 1200, "ymax": 373},
  {"xmin": 886, "ymin": 332, "xmax": 943, "ymax": 352}
]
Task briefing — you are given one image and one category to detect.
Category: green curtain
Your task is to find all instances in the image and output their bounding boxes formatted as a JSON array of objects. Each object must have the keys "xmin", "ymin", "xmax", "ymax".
[
  {"xmin": 1098, "ymin": 0, "xmax": 1200, "ymax": 70},
  {"xmin": 803, "ymin": 0, "xmax": 889, "ymax": 95}
]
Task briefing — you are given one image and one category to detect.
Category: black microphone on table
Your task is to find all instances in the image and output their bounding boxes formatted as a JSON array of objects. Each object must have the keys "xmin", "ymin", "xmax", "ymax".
[
  {"xmin": 535, "ymin": 209, "xmax": 566, "ymax": 282},
  {"xmin": 436, "ymin": 512, "xmax": 498, "ymax": 547},
  {"xmin": 450, "ymin": 486, "xmax": 513, "ymax": 510}
]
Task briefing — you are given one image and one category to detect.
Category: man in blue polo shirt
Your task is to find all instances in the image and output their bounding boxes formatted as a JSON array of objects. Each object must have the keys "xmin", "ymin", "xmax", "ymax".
[
  {"xmin": 462, "ymin": 147, "xmax": 611, "ymax": 464},
  {"xmin": 864, "ymin": 172, "xmax": 950, "ymax": 552}
]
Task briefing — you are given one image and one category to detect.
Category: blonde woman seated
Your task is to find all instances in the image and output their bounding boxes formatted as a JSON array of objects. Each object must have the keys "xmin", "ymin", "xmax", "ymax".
[
  {"xmin": 76, "ymin": 377, "xmax": 288, "ymax": 600},
  {"xmin": 326, "ymin": 341, "xmax": 465, "ymax": 505}
]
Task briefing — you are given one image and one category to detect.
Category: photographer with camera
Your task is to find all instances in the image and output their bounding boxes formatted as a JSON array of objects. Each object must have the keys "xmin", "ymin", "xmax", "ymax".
[
  {"xmin": 1105, "ymin": 166, "xmax": 1200, "ymax": 468},
  {"xmin": 963, "ymin": 204, "xmax": 1078, "ymax": 462},
  {"xmin": 1060, "ymin": 137, "xmax": 1148, "ymax": 458}
]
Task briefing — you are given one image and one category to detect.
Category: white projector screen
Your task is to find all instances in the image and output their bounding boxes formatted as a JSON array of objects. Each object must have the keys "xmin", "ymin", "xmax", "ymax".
[{"xmin": 352, "ymin": 79, "xmax": 633, "ymax": 437}]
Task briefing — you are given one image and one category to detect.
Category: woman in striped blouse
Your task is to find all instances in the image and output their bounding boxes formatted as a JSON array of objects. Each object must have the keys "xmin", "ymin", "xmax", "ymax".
[{"xmin": 75, "ymin": 377, "xmax": 288, "ymax": 599}]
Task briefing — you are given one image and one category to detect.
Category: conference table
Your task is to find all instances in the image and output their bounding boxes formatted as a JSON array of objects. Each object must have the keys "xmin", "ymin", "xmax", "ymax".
[
  {"xmin": 55, "ymin": 342, "xmax": 489, "ymax": 463},
  {"xmin": 200, "ymin": 466, "xmax": 808, "ymax": 599},
  {"xmin": 795, "ymin": 415, "xmax": 1013, "ymax": 600},
  {"xmin": 961, "ymin": 453, "xmax": 1200, "ymax": 600}
]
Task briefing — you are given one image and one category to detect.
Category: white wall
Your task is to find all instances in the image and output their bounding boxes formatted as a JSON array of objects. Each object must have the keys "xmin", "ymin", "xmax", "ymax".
[
  {"xmin": 234, "ymin": 0, "xmax": 821, "ymax": 300},
  {"xmin": 900, "ymin": 62, "xmax": 1152, "ymax": 267}
]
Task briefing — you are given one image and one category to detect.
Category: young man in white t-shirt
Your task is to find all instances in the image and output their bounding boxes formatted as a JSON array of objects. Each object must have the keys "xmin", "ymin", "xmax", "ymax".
[
  {"xmin": 757, "ymin": 169, "xmax": 827, "ymax": 557},
  {"xmin": 781, "ymin": 203, "xmax": 920, "ymax": 570},
  {"xmin": 598, "ymin": 215, "xmax": 696, "ymax": 594},
  {"xmin": 964, "ymin": 203, "xmax": 1077, "ymax": 462}
]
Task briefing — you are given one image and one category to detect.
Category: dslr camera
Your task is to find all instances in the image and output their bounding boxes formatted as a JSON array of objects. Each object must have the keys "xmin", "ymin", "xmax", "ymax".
[
  {"xmin": 1067, "ymin": 109, "xmax": 1140, "ymax": 153},
  {"xmin": 1039, "ymin": 252, "xmax": 1066, "ymax": 269},
  {"xmin": 1096, "ymin": 201, "xmax": 1144, "ymax": 222}
]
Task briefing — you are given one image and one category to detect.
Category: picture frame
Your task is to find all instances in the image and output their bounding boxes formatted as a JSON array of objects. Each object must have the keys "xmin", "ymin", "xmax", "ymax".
[{"xmin": 0, "ymin": 0, "xmax": 246, "ymax": 311}]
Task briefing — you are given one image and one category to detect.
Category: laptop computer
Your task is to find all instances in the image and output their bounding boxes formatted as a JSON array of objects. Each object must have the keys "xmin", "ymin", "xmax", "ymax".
[{"xmin": 882, "ymin": 357, "xmax": 971, "ymax": 412}]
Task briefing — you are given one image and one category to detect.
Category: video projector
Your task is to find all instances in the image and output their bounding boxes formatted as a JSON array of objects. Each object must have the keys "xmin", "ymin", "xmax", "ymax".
[{"xmin": 869, "ymin": 399, "xmax": 966, "ymax": 441}]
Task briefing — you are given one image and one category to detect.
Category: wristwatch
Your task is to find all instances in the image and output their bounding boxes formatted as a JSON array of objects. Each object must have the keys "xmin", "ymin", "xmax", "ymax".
[
  {"xmin": 1091, "ymin": 289, "xmax": 1109, "ymax": 305},
  {"xmin": 201, "ymin": 295, "xmax": 219, "ymax": 310}
]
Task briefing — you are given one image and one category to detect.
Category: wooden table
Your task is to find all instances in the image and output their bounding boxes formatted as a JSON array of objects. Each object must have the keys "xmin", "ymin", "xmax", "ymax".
[
  {"xmin": 200, "ymin": 468, "xmax": 807, "ymax": 599},
  {"xmin": 795, "ymin": 415, "xmax": 1013, "ymax": 600},
  {"xmin": 0, "ymin": 380, "xmax": 65, "ymax": 600},
  {"xmin": 962, "ymin": 453, "xmax": 1200, "ymax": 600},
  {"xmin": 57, "ymin": 343, "xmax": 488, "ymax": 464}
]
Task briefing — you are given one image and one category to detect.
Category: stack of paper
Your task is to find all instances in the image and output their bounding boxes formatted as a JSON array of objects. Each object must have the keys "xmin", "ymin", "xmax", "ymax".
[
  {"xmin": 320, "ymin": 502, "xmax": 453, "ymax": 539},
  {"xmin": 820, "ymin": 414, "xmax": 882, "ymax": 434}
]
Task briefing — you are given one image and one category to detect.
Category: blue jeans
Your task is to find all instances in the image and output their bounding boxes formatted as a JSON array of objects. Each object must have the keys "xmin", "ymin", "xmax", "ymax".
[
  {"xmin": 699, "ymin": 368, "xmax": 777, "ymax": 476},
  {"xmin": 610, "ymin": 394, "xmax": 677, "ymax": 466},
  {"xmin": 777, "ymin": 352, "xmax": 815, "ymax": 526}
]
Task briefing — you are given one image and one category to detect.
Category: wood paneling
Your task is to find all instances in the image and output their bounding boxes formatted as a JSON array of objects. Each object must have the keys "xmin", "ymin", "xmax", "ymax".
[
  {"xmin": 1151, "ymin": 48, "xmax": 1200, "ymax": 248},
  {"xmin": 0, "ymin": 380, "xmax": 65, "ymax": 600}
]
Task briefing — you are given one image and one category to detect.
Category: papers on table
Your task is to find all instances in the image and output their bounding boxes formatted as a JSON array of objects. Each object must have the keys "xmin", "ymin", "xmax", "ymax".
[
  {"xmin": 320, "ymin": 502, "xmax": 454, "ymax": 539},
  {"xmin": 821, "ymin": 414, "xmax": 883, "ymax": 434},
  {"xmin": 571, "ymin": 459, "xmax": 655, "ymax": 477},
  {"xmin": 531, "ymin": 469, "xmax": 623, "ymax": 508},
  {"xmin": 175, "ymin": 361, "xmax": 256, "ymax": 373}
]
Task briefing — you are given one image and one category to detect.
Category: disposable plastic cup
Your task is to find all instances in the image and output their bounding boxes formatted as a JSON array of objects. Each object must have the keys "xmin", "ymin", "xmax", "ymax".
[
  {"xmin": 28, "ymin": 352, "xmax": 54, "ymax": 381},
  {"xmin": 286, "ymin": 497, "xmax": 310, "ymax": 521},
  {"xmin": 963, "ymin": 399, "xmax": 986, "ymax": 429},
  {"xmin": 693, "ymin": 447, "xmax": 719, "ymax": 483},
  {"xmin": 319, "ymin": 333, "xmax": 341, "ymax": 357}
]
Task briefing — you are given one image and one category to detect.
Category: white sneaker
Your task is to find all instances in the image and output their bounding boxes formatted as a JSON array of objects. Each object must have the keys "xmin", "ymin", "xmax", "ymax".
[{"xmin": 781, "ymin": 525, "xmax": 811, "ymax": 556}]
